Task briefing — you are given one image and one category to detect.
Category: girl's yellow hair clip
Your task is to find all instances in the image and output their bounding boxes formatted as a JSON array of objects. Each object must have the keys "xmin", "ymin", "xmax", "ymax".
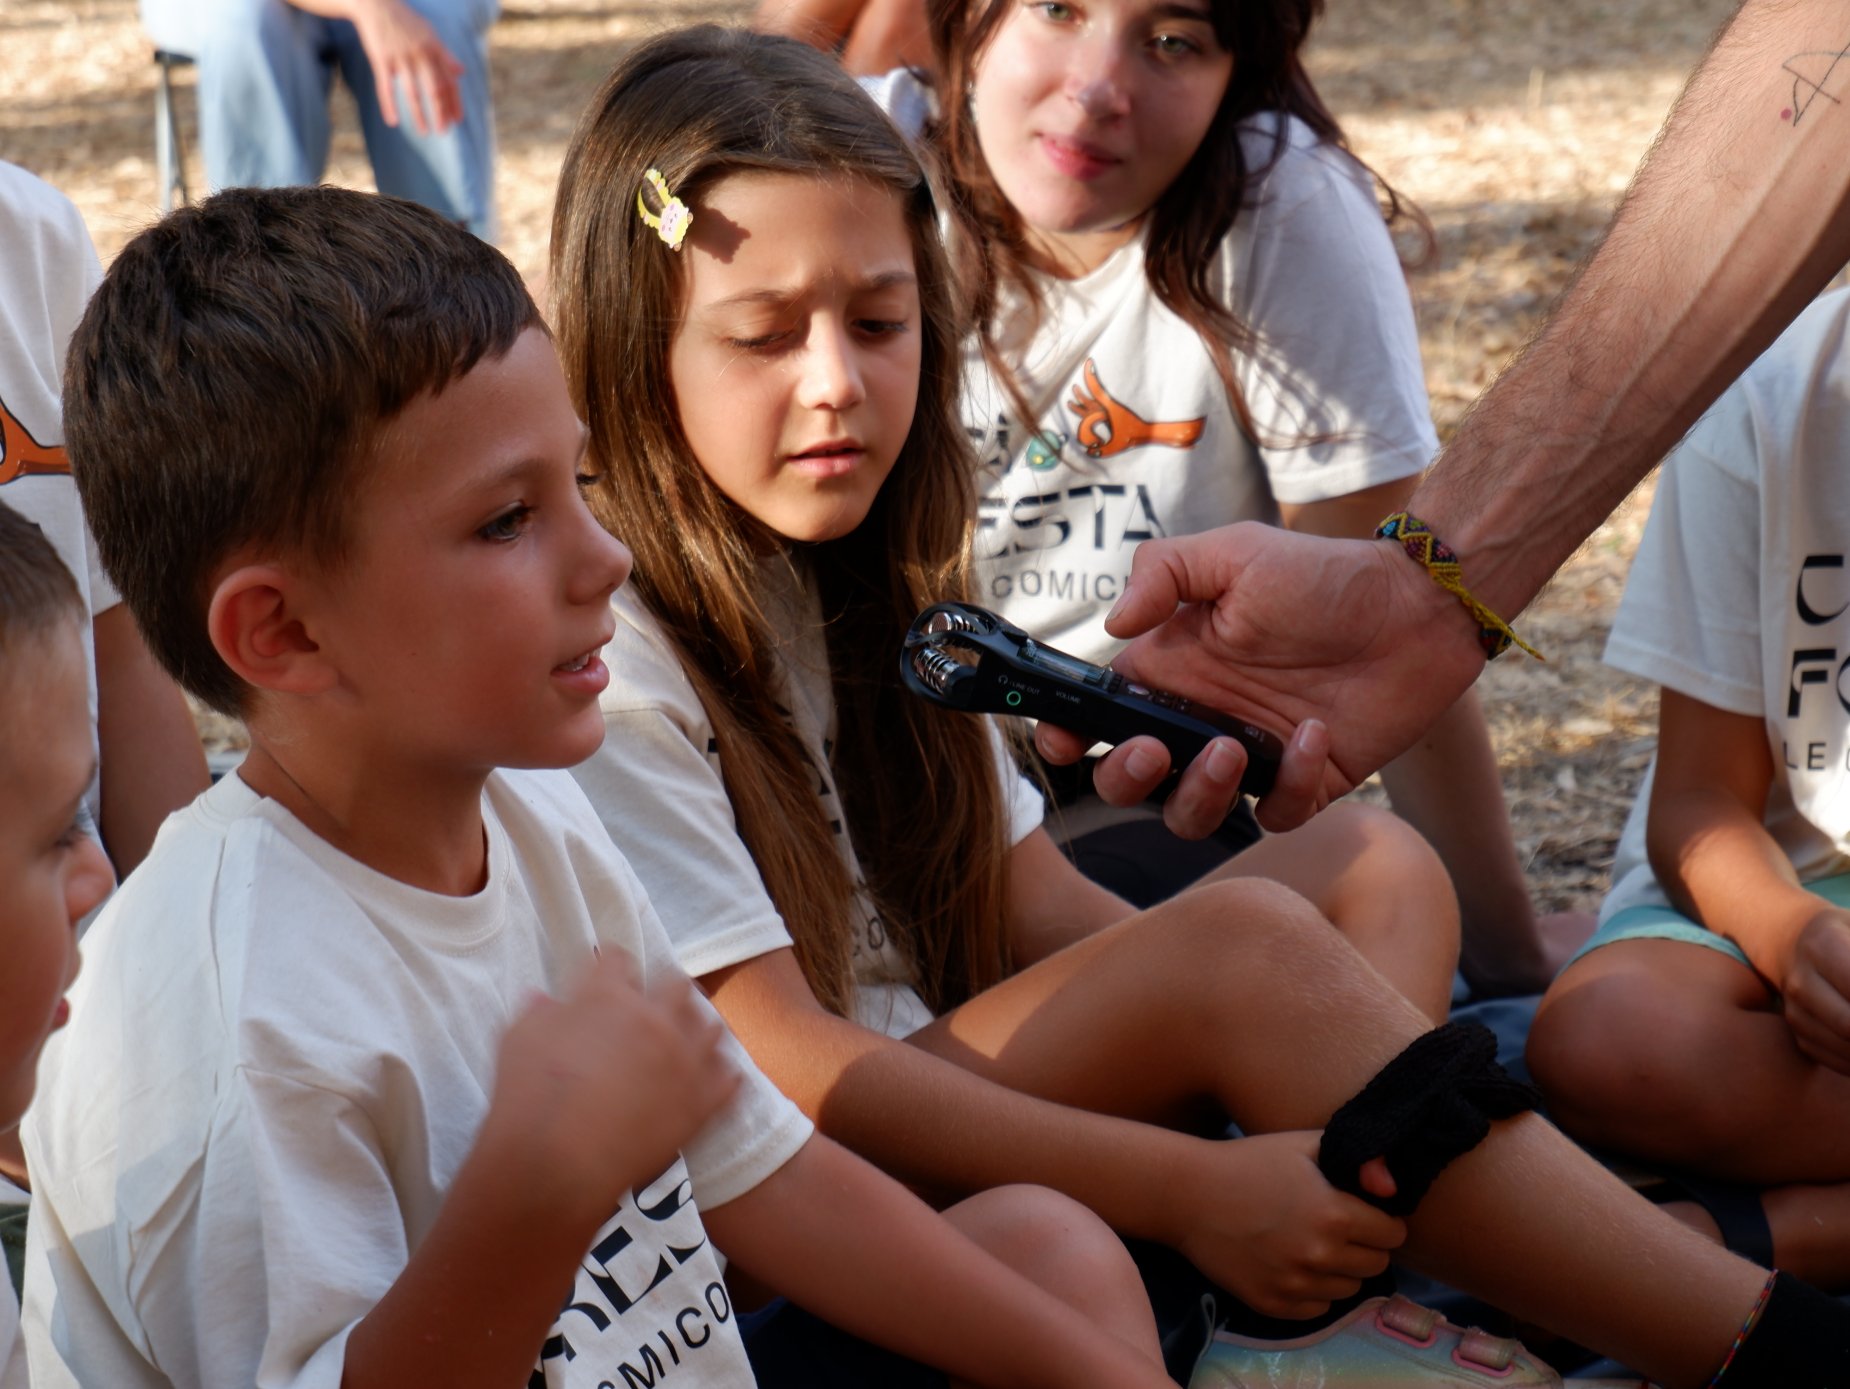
[{"xmin": 637, "ymin": 168, "xmax": 692, "ymax": 251}]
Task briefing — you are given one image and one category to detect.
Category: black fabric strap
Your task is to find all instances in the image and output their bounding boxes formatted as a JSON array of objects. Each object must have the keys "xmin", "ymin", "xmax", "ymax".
[{"xmin": 1317, "ymin": 1020, "xmax": 1540, "ymax": 1217}]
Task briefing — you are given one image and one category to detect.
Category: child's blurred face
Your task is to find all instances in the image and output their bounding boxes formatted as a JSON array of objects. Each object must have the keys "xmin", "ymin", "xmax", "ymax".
[
  {"xmin": 0, "ymin": 619, "xmax": 111, "ymax": 1130},
  {"xmin": 971, "ymin": 0, "xmax": 1232, "ymax": 273},
  {"xmin": 309, "ymin": 328, "xmax": 632, "ymax": 773},
  {"xmin": 668, "ymin": 172, "xmax": 922, "ymax": 544}
]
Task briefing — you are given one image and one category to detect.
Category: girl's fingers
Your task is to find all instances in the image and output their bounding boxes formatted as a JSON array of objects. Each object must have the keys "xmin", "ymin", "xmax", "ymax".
[
  {"xmin": 1358, "ymin": 1155, "xmax": 1398, "ymax": 1201},
  {"xmin": 1341, "ymin": 1200, "xmax": 1408, "ymax": 1252},
  {"xmin": 1323, "ymin": 1242, "xmax": 1395, "ymax": 1282}
]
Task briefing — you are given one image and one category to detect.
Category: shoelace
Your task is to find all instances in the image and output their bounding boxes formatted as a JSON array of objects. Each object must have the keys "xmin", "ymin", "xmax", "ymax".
[{"xmin": 1375, "ymin": 1294, "xmax": 1522, "ymax": 1371}]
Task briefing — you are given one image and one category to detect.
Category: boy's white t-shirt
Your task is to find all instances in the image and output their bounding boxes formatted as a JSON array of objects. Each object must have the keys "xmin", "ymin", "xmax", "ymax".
[
  {"xmin": 0, "ymin": 161, "xmax": 112, "ymax": 819},
  {"xmin": 21, "ymin": 769, "xmax": 812, "ymax": 1389},
  {"xmin": 1602, "ymin": 289, "xmax": 1850, "ymax": 922},
  {"xmin": 952, "ymin": 109, "xmax": 1436, "ymax": 663},
  {"xmin": 572, "ymin": 567, "xmax": 1045, "ymax": 1040}
]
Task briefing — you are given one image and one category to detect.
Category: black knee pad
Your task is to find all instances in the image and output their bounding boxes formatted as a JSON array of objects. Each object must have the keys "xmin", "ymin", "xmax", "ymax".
[{"xmin": 1316, "ymin": 1020, "xmax": 1540, "ymax": 1217}]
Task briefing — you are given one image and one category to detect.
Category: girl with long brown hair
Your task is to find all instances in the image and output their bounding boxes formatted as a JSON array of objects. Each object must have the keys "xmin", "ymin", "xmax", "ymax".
[
  {"xmin": 889, "ymin": 0, "xmax": 1587, "ymax": 989},
  {"xmin": 559, "ymin": 24, "xmax": 1850, "ymax": 1389}
]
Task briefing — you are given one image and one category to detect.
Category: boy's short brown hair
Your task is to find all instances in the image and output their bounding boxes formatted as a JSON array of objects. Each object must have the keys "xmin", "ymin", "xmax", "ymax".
[
  {"xmin": 0, "ymin": 502, "xmax": 84, "ymax": 649},
  {"xmin": 64, "ymin": 186, "xmax": 543, "ymax": 716}
]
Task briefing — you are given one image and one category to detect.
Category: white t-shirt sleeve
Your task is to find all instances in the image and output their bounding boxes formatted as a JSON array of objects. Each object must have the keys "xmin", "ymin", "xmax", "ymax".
[
  {"xmin": 575, "ymin": 701, "xmax": 797, "ymax": 982},
  {"xmin": 1603, "ymin": 400, "xmax": 1765, "ymax": 717},
  {"xmin": 167, "ymin": 1070, "xmax": 398, "ymax": 1389},
  {"xmin": 858, "ymin": 67, "xmax": 935, "ymax": 143},
  {"xmin": 1229, "ymin": 128, "xmax": 1438, "ymax": 506},
  {"xmin": 515, "ymin": 769, "xmax": 813, "ymax": 1208},
  {"xmin": 625, "ymin": 886, "xmax": 815, "ymax": 1209}
]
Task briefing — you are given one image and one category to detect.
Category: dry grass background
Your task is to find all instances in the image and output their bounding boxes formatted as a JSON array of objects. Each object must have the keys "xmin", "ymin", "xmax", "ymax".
[{"xmin": 1, "ymin": 0, "xmax": 1743, "ymax": 911}]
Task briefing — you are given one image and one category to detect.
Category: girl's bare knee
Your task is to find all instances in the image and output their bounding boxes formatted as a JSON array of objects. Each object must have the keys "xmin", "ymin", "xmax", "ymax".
[
  {"xmin": 1325, "ymin": 802, "xmax": 1457, "ymax": 917},
  {"xmin": 1529, "ymin": 967, "xmax": 1738, "ymax": 1159},
  {"xmin": 951, "ymin": 1185, "xmax": 1156, "ymax": 1342},
  {"xmin": 1155, "ymin": 877, "xmax": 1364, "ymax": 999}
]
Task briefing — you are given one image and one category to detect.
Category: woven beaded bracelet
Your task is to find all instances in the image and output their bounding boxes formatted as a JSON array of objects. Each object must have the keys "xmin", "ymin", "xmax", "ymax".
[
  {"xmin": 1705, "ymin": 1271, "xmax": 1775, "ymax": 1387},
  {"xmin": 1374, "ymin": 511, "xmax": 1543, "ymax": 662}
]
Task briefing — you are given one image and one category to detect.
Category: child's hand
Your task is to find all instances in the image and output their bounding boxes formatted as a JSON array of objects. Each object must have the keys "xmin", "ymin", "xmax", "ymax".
[
  {"xmin": 479, "ymin": 951, "xmax": 740, "ymax": 1225},
  {"xmin": 1173, "ymin": 1131, "xmax": 1407, "ymax": 1320},
  {"xmin": 1784, "ymin": 908, "xmax": 1850, "ymax": 1075}
]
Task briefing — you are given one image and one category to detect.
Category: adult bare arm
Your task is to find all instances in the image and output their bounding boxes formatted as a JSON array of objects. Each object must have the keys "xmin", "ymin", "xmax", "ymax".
[
  {"xmin": 1280, "ymin": 482, "xmax": 1587, "ymax": 993},
  {"xmin": 1048, "ymin": 0, "xmax": 1850, "ymax": 834},
  {"xmin": 1423, "ymin": 0, "xmax": 1850, "ymax": 619},
  {"xmin": 286, "ymin": 0, "xmax": 466, "ymax": 135}
]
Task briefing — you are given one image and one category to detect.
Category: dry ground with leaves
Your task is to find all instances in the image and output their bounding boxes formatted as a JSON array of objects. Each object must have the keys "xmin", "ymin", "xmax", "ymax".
[{"xmin": 2, "ymin": 0, "xmax": 1743, "ymax": 911}]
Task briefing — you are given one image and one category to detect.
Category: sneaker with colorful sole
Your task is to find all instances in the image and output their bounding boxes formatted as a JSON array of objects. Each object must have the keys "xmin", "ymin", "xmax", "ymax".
[{"xmin": 1188, "ymin": 1294, "xmax": 1657, "ymax": 1388}]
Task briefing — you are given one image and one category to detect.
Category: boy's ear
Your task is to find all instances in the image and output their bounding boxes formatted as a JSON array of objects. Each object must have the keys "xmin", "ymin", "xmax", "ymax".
[{"xmin": 207, "ymin": 564, "xmax": 338, "ymax": 696}]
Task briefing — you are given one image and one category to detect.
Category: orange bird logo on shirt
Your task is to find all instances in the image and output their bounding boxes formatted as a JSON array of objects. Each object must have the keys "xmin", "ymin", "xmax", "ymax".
[
  {"xmin": 1067, "ymin": 358, "xmax": 1205, "ymax": 459},
  {"xmin": 0, "ymin": 394, "xmax": 71, "ymax": 484}
]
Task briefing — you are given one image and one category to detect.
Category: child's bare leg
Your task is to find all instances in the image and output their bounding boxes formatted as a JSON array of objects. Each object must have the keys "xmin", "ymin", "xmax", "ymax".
[
  {"xmin": 1756, "ymin": 1184, "xmax": 1850, "ymax": 1287},
  {"xmin": 1531, "ymin": 939, "xmax": 1850, "ymax": 1180},
  {"xmin": 942, "ymin": 1185, "xmax": 1161, "ymax": 1386},
  {"xmin": 912, "ymin": 878, "xmax": 1765, "ymax": 1388},
  {"xmin": 1531, "ymin": 939, "xmax": 1850, "ymax": 1286},
  {"xmin": 1661, "ymin": 1182, "xmax": 1850, "ymax": 1292},
  {"xmin": 1204, "ymin": 802, "xmax": 1459, "ymax": 1021}
]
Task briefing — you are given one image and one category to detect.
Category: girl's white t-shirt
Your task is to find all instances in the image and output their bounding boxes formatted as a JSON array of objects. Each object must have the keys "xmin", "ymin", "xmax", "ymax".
[{"xmin": 573, "ymin": 564, "xmax": 1045, "ymax": 1039}]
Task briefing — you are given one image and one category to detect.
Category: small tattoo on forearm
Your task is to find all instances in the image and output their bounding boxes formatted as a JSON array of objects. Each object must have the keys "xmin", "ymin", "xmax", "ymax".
[{"xmin": 1781, "ymin": 43, "xmax": 1850, "ymax": 125}]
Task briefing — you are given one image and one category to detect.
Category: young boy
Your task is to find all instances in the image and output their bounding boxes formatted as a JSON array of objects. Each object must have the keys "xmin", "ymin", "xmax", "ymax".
[
  {"xmin": 0, "ymin": 502, "xmax": 116, "ymax": 1386},
  {"xmin": 19, "ymin": 185, "xmax": 1173, "ymax": 1389},
  {"xmin": 1529, "ymin": 287, "xmax": 1850, "ymax": 1288}
]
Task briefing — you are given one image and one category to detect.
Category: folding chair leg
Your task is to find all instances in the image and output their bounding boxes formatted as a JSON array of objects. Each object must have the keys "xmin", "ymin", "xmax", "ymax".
[{"xmin": 155, "ymin": 53, "xmax": 192, "ymax": 213}]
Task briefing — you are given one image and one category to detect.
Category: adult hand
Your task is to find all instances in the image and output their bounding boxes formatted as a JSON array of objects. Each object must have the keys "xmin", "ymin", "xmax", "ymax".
[
  {"xmin": 1783, "ymin": 908, "xmax": 1850, "ymax": 1077},
  {"xmin": 1035, "ymin": 523, "xmax": 1487, "ymax": 835},
  {"xmin": 349, "ymin": 0, "xmax": 466, "ymax": 136},
  {"xmin": 1170, "ymin": 1131, "xmax": 1406, "ymax": 1321}
]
